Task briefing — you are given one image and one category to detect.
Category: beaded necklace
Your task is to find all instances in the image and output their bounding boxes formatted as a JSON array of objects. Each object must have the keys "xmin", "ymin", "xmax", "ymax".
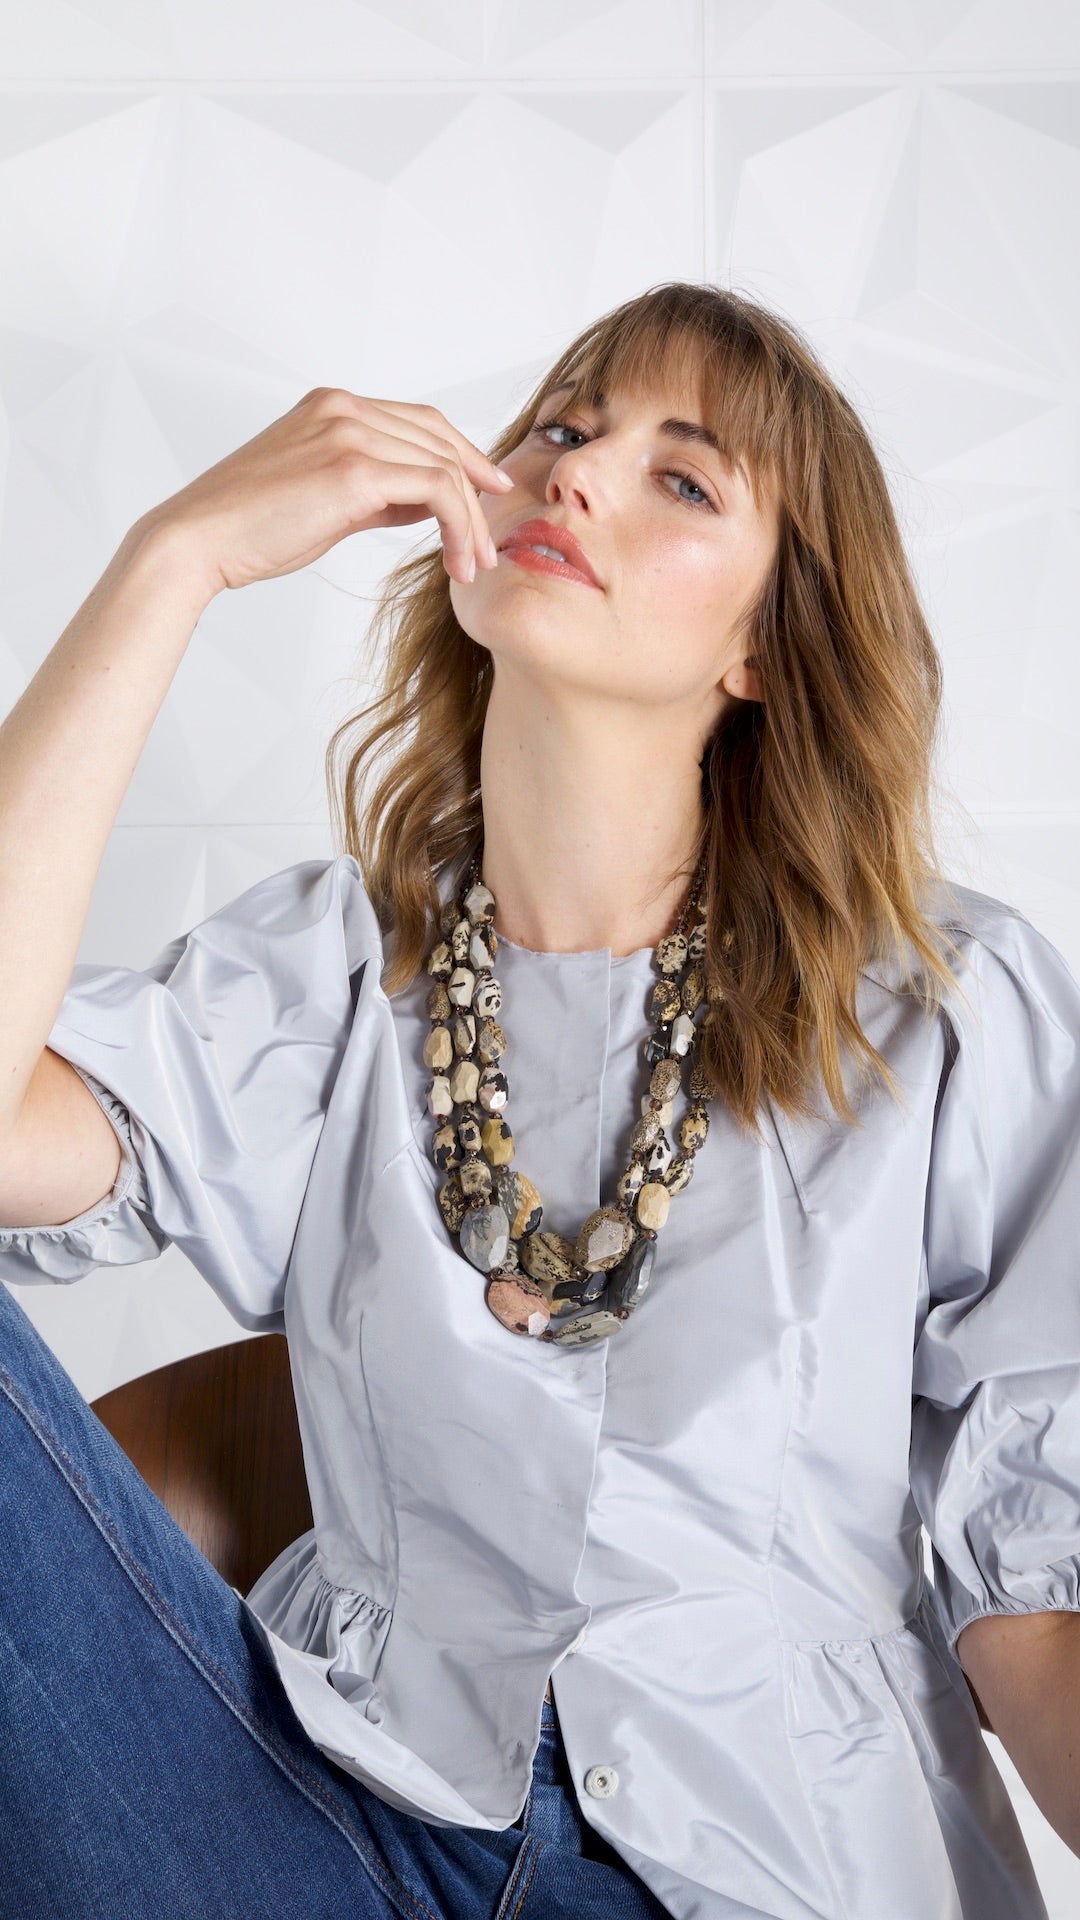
[{"xmin": 422, "ymin": 844, "xmax": 719, "ymax": 1347}]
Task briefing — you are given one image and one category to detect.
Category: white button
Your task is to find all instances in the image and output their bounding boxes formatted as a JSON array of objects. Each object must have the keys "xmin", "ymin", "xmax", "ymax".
[{"xmin": 583, "ymin": 1763, "xmax": 620, "ymax": 1798}]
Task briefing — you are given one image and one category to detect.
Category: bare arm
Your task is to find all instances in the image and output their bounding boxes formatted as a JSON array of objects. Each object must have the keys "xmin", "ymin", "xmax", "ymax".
[
  {"xmin": 0, "ymin": 517, "xmax": 216, "ymax": 1138},
  {"xmin": 957, "ymin": 1609, "xmax": 1080, "ymax": 1856}
]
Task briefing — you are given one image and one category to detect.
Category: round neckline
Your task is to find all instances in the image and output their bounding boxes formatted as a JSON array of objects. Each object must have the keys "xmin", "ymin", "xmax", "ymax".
[{"xmin": 493, "ymin": 924, "xmax": 654, "ymax": 966}]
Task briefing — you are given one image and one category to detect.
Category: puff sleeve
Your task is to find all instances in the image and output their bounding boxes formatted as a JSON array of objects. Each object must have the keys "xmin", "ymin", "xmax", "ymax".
[
  {"xmin": 0, "ymin": 855, "xmax": 372, "ymax": 1332},
  {"xmin": 910, "ymin": 895, "xmax": 1080, "ymax": 1658}
]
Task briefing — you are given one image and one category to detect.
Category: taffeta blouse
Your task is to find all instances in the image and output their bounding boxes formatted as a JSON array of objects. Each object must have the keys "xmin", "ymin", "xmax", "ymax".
[{"xmin": 3, "ymin": 851, "xmax": 1080, "ymax": 1920}]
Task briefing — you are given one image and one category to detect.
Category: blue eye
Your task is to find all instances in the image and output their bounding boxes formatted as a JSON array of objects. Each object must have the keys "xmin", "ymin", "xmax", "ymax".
[{"xmin": 532, "ymin": 417, "xmax": 714, "ymax": 510}]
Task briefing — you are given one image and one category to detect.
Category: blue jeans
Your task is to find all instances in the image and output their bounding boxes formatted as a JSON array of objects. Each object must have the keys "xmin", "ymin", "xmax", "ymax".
[{"xmin": 0, "ymin": 1279, "xmax": 671, "ymax": 1919}]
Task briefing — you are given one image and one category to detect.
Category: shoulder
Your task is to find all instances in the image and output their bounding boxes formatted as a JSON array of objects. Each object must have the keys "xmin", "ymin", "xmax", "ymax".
[
  {"xmin": 151, "ymin": 854, "xmax": 386, "ymax": 983},
  {"xmin": 917, "ymin": 875, "xmax": 1080, "ymax": 1057}
]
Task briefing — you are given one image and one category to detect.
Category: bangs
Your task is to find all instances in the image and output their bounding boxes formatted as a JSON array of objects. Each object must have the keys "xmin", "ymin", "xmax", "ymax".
[{"xmin": 529, "ymin": 292, "xmax": 792, "ymax": 510}]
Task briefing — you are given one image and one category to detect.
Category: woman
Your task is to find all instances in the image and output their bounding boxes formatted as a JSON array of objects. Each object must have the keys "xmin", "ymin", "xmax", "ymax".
[{"xmin": 2, "ymin": 282, "xmax": 1078, "ymax": 1918}]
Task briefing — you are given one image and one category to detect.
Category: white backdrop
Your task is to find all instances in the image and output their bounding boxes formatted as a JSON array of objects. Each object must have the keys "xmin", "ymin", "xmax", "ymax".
[{"xmin": 1, "ymin": 5, "xmax": 1078, "ymax": 1906}]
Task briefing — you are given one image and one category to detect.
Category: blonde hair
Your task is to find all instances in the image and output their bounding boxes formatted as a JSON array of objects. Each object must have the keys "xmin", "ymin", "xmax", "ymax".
[{"xmin": 325, "ymin": 281, "xmax": 970, "ymax": 1139}]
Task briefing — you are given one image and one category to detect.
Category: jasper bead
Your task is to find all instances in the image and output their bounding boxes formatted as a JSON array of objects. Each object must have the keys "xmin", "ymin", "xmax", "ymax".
[
  {"xmin": 451, "ymin": 917, "xmax": 472, "ymax": 961},
  {"xmin": 656, "ymin": 932, "xmax": 688, "ymax": 977},
  {"xmin": 630, "ymin": 1112, "xmax": 661, "ymax": 1153},
  {"xmin": 481, "ymin": 1115, "xmax": 514, "ymax": 1166},
  {"xmin": 448, "ymin": 966, "xmax": 475, "ymax": 1007},
  {"xmin": 457, "ymin": 1108, "xmax": 483, "ymax": 1154},
  {"xmin": 644, "ymin": 1137, "xmax": 672, "ymax": 1177},
  {"xmin": 664, "ymin": 1153, "xmax": 694, "ymax": 1195},
  {"xmin": 670, "ymin": 1012, "xmax": 697, "ymax": 1057},
  {"xmin": 493, "ymin": 1167, "xmax": 543, "ymax": 1238},
  {"xmin": 642, "ymin": 1094, "xmax": 674, "ymax": 1128},
  {"xmin": 424, "ymin": 1025, "xmax": 454, "ymax": 1071},
  {"xmin": 477, "ymin": 1065, "xmax": 509, "ymax": 1113},
  {"xmin": 437, "ymin": 1172, "xmax": 468, "ymax": 1232},
  {"xmin": 606, "ymin": 1235, "xmax": 655, "ymax": 1313},
  {"xmin": 459, "ymin": 1201, "xmax": 510, "ymax": 1273},
  {"xmin": 451, "ymin": 1011, "xmax": 476, "ymax": 1055},
  {"xmin": 427, "ymin": 940, "xmax": 453, "ymax": 978},
  {"xmin": 615, "ymin": 1161, "xmax": 646, "ymax": 1205},
  {"xmin": 485, "ymin": 1272, "xmax": 550, "ymax": 1338},
  {"xmin": 476, "ymin": 1018, "xmax": 505, "ymax": 1064},
  {"xmin": 681, "ymin": 966, "xmax": 704, "ymax": 1014},
  {"xmin": 689, "ymin": 1060, "xmax": 712, "ymax": 1100},
  {"xmin": 428, "ymin": 1074, "xmax": 453, "ymax": 1118},
  {"xmin": 679, "ymin": 1106, "xmax": 709, "ymax": 1151},
  {"xmin": 474, "ymin": 976, "xmax": 502, "ymax": 1017},
  {"xmin": 520, "ymin": 1229, "xmax": 578, "ymax": 1289},
  {"xmin": 650, "ymin": 1058, "xmax": 681, "ymax": 1103},
  {"xmin": 552, "ymin": 1265, "xmax": 608, "ymax": 1307},
  {"xmin": 546, "ymin": 1310, "xmax": 622, "ymax": 1347},
  {"xmin": 432, "ymin": 1122, "xmax": 462, "ymax": 1170},
  {"xmin": 688, "ymin": 920, "xmax": 706, "ymax": 961},
  {"xmin": 464, "ymin": 880, "xmax": 495, "ymax": 922},
  {"xmin": 458, "ymin": 1154, "xmax": 493, "ymax": 1201},
  {"xmin": 651, "ymin": 980, "xmax": 681, "ymax": 1022},
  {"xmin": 575, "ymin": 1206, "xmax": 634, "ymax": 1273},
  {"xmin": 636, "ymin": 1180, "xmax": 671, "ymax": 1230},
  {"xmin": 426, "ymin": 981, "xmax": 451, "ymax": 1021},
  {"xmin": 449, "ymin": 1058, "xmax": 481, "ymax": 1105},
  {"xmin": 470, "ymin": 924, "xmax": 498, "ymax": 971}
]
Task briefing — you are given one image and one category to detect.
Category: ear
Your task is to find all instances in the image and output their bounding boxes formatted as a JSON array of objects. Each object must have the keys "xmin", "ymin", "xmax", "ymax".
[{"xmin": 720, "ymin": 655, "xmax": 765, "ymax": 704}]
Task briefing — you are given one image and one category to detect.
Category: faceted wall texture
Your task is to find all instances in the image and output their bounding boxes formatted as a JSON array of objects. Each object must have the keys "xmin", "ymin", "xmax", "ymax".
[{"xmin": 1, "ymin": 8, "xmax": 1077, "ymax": 1901}]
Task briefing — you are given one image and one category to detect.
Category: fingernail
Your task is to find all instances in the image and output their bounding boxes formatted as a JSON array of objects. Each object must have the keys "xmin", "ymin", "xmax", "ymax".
[
  {"xmin": 494, "ymin": 466, "xmax": 515, "ymax": 488},
  {"xmin": 466, "ymin": 554, "xmax": 476, "ymax": 581}
]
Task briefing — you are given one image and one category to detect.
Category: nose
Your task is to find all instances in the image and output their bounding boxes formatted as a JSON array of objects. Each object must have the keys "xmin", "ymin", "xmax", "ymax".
[{"xmin": 543, "ymin": 439, "xmax": 605, "ymax": 516}]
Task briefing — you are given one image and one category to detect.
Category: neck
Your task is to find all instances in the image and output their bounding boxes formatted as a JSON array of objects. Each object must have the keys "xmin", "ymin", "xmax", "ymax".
[{"xmin": 473, "ymin": 669, "xmax": 707, "ymax": 959}]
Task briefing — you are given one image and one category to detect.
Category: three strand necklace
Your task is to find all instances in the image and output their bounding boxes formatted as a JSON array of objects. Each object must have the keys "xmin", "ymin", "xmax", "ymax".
[{"xmin": 421, "ymin": 844, "xmax": 722, "ymax": 1348}]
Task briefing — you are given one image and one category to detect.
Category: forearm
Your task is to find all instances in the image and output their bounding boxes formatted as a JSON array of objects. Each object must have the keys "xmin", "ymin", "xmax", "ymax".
[
  {"xmin": 0, "ymin": 515, "xmax": 217, "ymax": 1133},
  {"xmin": 959, "ymin": 1612, "xmax": 1080, "ymax": 1857}
]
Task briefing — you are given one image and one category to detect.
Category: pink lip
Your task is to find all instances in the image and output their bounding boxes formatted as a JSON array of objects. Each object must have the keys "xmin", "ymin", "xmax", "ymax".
[
  {"xmin": 498, "ymin": 518, "xmax": 601, "ymax": 588},
  {"xmin": 502, "ymin": 546, "xmax": 599, "ymax": 589}
]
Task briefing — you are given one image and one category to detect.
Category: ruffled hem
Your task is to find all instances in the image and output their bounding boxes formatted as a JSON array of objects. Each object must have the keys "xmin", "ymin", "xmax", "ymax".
[
  {"xmin": 935, "ymin": 1559, "xmax": 1080, "ymax": 1659},
  {"xmin": 0, "ymin": 1065, "xmax": 168, "ymax": 1278},
  {"xmin": 243, "ymin": 1528, "xmax": 393, "ymax": 1722}
]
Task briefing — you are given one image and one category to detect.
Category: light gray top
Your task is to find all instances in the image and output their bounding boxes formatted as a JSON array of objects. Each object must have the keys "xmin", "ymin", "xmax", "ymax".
[{"xmin": 3, "ymin": 852, "xmax": 1079, "ymax": 1920}]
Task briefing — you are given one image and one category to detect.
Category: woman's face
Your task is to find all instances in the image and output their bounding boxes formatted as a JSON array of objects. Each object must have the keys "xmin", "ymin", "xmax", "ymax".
[{"xmin": 451, "ymin": 370, "xmax": 778, "ymax": 734}]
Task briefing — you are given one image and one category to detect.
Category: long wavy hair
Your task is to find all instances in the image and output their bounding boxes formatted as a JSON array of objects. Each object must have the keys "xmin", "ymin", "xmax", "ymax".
[{"xmin": 325, "ymin": 281, "xmax": 971, "ymax": 1139}]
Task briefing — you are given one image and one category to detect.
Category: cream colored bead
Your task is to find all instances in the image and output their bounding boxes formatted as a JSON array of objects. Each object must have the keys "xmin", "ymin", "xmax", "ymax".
[
  {"xmin": 448, "ymin": 966, "xmax": 476, "ymax": 1007},
  {"xmin": 423, "ymin": 1025, "xmax": 453, "ymax": 1071},
  {"xmin": 449, "ymin": 1057, "xmax": 481, "ymax": 1104},
  {"xmin": 428, "ymin": 1074, "xmax": 453, "ymax": 1118},
  {"xmin": 636, "ymin": 1181, "xmax": 671, "ymax": 1230}
]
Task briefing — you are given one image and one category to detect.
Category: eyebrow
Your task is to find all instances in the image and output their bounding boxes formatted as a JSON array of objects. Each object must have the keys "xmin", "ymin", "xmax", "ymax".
[{"xmin": 545, "ymin": 380, "xmax": 744, "ymax": 481}]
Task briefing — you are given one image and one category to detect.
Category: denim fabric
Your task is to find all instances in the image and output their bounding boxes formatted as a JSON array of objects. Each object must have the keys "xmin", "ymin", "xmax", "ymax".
[{"xmin": 0, "ymin": 1279, "xmax": 670, "ymax": 1920}]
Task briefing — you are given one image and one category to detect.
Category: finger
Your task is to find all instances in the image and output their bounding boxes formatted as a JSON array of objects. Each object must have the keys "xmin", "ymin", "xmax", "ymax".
[
  {"xmin": 347, "ymin": 451, "xmax": 481, "ymax": 582},
  {"xmin": 344, "ymin": 406, "xmax": 499, "ymax": 571}
]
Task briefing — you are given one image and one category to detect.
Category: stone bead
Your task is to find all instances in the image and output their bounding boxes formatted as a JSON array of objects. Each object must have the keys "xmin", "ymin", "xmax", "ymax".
[
  {"xmin": 493, "ymin": 1167, "xmax": 543, "ymax": 1239},
  {"xmin": 427, "ymin": 940, "xmax": 453, "ymax": 978},
  {"xmin": 681, "ymin": 966, "xmax": 705, "ymax": 1015},
  {"xmin": 547, "ymin": 1310, "xmax": 622, "ymax": 1347},
  {"xmin": 664, "ymin": 1153, "xmax": 694, "ymax": 1195},
  {"xmin": 679, "ymin": 1105, "xmax": 709, "ymax": 1152},
  {"xmin": 426, "ymin": 981, "xmax": 451, "ymax": 1021},
  {"xmin": 520, "ymin": 1229, "xmax": 579, "ymax": 1289},
  {"xmin": 689, "ymin": 1060, "xmax": 712, "ymax": 1101},
  {"xmin": 651, "ymin": 979, "xmax": 681, "ymax": 1023},
  {"xmin": 486, "ymin": 1272, "xmax": 550, "ymax": 1338},
  {"xmin": 636, "ymin": 1181, "xmax": 671, "ymax": 1231},
  {"xmin": 644, "ymin": 1137, "xmax": 672, "ymax": 1177},
  {"xmin": 670, "ymin": 1012, "xmax": 697, "ymax": 1057},
  {"xmin": 470, "ymin": 924, "xmax": 498, "ymax": 971},
  {"xmin": 688, "ymin": 920, "xmax": 706, "ymax": 961},
  {"xmin": 474, "ymin": 976, "xmax": 502, "ymax": 1017},
  {"xmin": 630, "ymin": 1111, "xmax": 661, "ymax": 1153},
  {"xmin": 499, "ymin": 1234, "xmax": 522, "ymax": 1273},
  {"xmin": 451, "ymin": 917, "xmax": 472, "ymax": 962},
  {"xmin": 448, "ymin": 966, "xmax": 476, "ymax": 1007},
  {"xmin": 644, "ymin": 1029, "xmax": 671, "ymax": 1069},
  {"xmin": 451, "ymin": 1011, "xmax": 476, "ymax": 1056},
  {"xmin": 481, "ymin": 1115, "xmax": 514, "ymax": 1166},
  {"xmin": 606, "ymin": 1235, "xmax": 655, "ymax": 1314},
  {"xmin": 423, "ymin": 1025, "xmax": 454, "ymax": 1071},
  {"xmin": 437, "ymin": 1171, "xmax": 468, "ymax": 1233},
  {"xmin": 575, "ymin": 1205, "xmax": 634, "ymax": 1273},
  {"xmin": 458, "ymin": 1154, "xmax": 493, "ymax": 1202},
  {"xmin": 477, "ymin": 1065, "xmax": 509, "ymax": 1113},
  {"xmin": 457, "ymin": 1108, "xmax": 483, "ymax": 1155},
  {"xmin": 476, "ymin": 1018, "xmax": 506, "ymax": 1065},
  {"xmin": 431, "ymin": 1122, "xmax": 462, "ymax": 1170},
  {"xmin": 440, "ymin": 900, "xmax": 460, "ymax": 939},
  {"xmin": 642, "ymin": 1094, "xmax": 673, "ymax": 1128},
  {"xmin": 656, "ymin": 932, "xmax": 688, "ymax": 977},
  {"xmin": 449, "ymin": 1057, "xmax": 481, "ymax": 1105},
  {"xmin": 552, "ymin": 1265, "xmax": 608, "ymax": 1308},
  {"xmin": 615, "ymin": 1161, "xmax": 646, "ymax": 1206},
  {"xmin": 459, "ymin": 1201, "xmax": 510, "ymax": 1273},
  {"xmin": 650, "ymin": 1058, "xmax": 682, "ymax": 1103},
  {"xmin": 428, "ymin": 1074, "xmax": 453, "ymax": 1118},
  {"xmin": 464, "ymin": 880, "xmax": 495, "ymax": 922}
]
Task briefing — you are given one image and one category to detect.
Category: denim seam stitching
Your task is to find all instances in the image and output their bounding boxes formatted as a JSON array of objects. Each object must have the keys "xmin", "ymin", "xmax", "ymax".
[
  {"xmin": 504, "ymin": 1836, "xmax": 543, "ymax": 1919},
  {"xmin": 0, "ymin": 1365, "xmax": 441, "ymax": 1920}
]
